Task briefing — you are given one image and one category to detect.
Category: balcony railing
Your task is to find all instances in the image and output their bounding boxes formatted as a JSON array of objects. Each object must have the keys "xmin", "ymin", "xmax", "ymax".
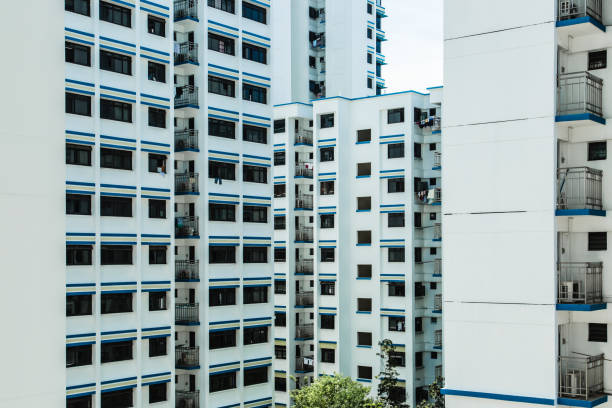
[
  {"xmin": 174, "ymin": 41, "xmax": 198, "ymax": 65},
  {"xmin": 296, "ymin": 324, "xmax": 314, "ymax": 339},
  {"xmin": 296, "ymin": 356, "xmax": 315, "ymax": 372},
  {"xmin": 175, "ymin": 85, "xmax": 199, "ymax": 108},
  {"xmin": 295, "ymin": 194, "xmax": 313, "ymax": 210},
  {"xmin": 174, "ymin": 0, "xmax": 198, "ymax": 22},
  {"xmin": 295, "ymin": 163, "xmax": 314, "ymax": 178},
  {"xmin": 296, "ymin": 291, "xmax": 314, "ymax": 307},
  {"xmin": 175, "ymin": 129, "xmax": 199, "ymax": 151},
  {"xmin": 176, "ymin": 216, "xmax": 199, "ymax": 238},
  {"xmin": 557, "ymin": 262, "xmax": 603, "ymax": 304},
  {"xmin": 175, "ymin": 172, "xmax": 199, "ymax": 194},
  {"xmin": 433, "ymin": 223, "xmax": 442, "ymax": 241},
  {"xmin": 434, "ymin": 294, "xmax": 442, "ymax": 312},
  {"xmin": 176, "ymin": 303, "xmax": 199, "ymax": 324},
  {"xmin": 434, "ymin": 330, "xmax": 442, "ymax": 348},
  {"xmin": 416, "ymin": 188, "xmax": 441, "ymax": 205},
  {"xmin": 432, "ymin": 117, "xmax": 441, "ymax": 131},
  {"xmin": 176, "ymin": 260, "xmax": 199, "ymax": 281},
  {"xmin": 176, "ymin": 346, "xmax": 199, "ymax": 369},
  {"xmin": 433, "ymin": 152, "xmax": 441, "ymax": 168},
  {"xmin": 433, "ymin": 259, "xmax": 442, "ymax": 276},
  {"xmin": 295, "ymin": 130, "xmax": 313, "ymax": 145},
  {"xmin": 296, "ymin": 227, "xmax": 313, "ymax": 242},
  {"xmin": 296, "ymin": 259, "xmax": 314, "ymax": 275},
  {"xmin": 176, "ymin": 390, "xmax": 199, "ymax": 408},
  {"xmin": 557, "ymin": 167, "xmax": 603, "ymax": 211},
  {"xmin": 558, "ymin": 0, "xmax": 602, "ymax": 23},
  {"xmin": 559, "ymin": 354, "xmax": 604, "ymax": 401},
  {"xmin": 557, "ymin": 72, "xmax": 603, "ymax": 117}
]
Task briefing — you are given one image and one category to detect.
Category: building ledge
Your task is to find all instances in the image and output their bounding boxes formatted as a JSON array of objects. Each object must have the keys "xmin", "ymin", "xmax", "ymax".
[
  {"xmin": 175, "ymin": 148, "xmax": 200, "ymax": 153},
  {"xmin": 558, "ymin": 395, "xmax": 608, "ymax": 407},
  {"xmin": 174, "ymin": 61, "xmax": 200, "ymax": 67},
  {"xmin": 555, "ymin": 113, "xmax": 606, "ymax": 126},
  {"xmin": 432, "ymin": 166, "xmax": 441, "ymax": 170},
  {"xmin": 441, "ymin": 389, "xmax": 555, "ymax": 405},
  {"xmin": 176, "ymin": 322, "xmax": 200, "ymax": 326},
  {"xmin": 556, "ymin": 303, "xmax": 607, "ymax": 311},
  {"xmin": 176, "ymin": 192, "xmax": 200, "ymax": 196},
  {"xmin": 555, "ymin": 209, "xmax": 606, "ymax": 217},
  {"xmin": 175, "ymin": 16, "xmax": 199, "ymax": 23},
  {"xmin": 176, "ymin": 279, "xmax": 201, "ymax": 283},
  {"xmin": 175, "ymin": 104, "xmax": 200, "ymax": 110},
  {"xmin": 176, "ymin": 365, "xmax": 200, "ymax": 370},
  {"xmin": 176, "ymin": 236, "xmax": 201, "ymax": 240},
  {"xmin": 556, "ymin": 16, "xmax": 606, "ymax": 33}
]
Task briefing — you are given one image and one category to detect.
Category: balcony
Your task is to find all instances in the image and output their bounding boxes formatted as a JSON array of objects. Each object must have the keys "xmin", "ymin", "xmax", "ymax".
[
  {"xmin": 295, "ymin": 227, "xmax": 313, "ymax": 243},
  {"xmin": 433, "ymin": 152, "xmax": 441, "ymax": 170},
  {"xmin": 175, "ymin": 173, "xmax": 199, "ymax": 195},
  {"xmin": 433, "ymin": 223, "xmax": 441, "ymax": 241},
  {"xmin": 176, "ymin": 346, "xmax": 199, "ymax": 369},
  {"xmin": 174, "ymin": 0, "xmax": 198, "ymax": 22},
  {"xmin": 557, "ymin": 167, "xmax": 604, "ymax": 216},
  {"xmin": 295, "ymin": 163, "xmax": 314, "ymax": 178},
  {"xmin": 557, "ymin": 262, "xmax": 604, "ymax": 311},
  {"xmin": 176, "ymin": 303, "xmax": 199, "ymax": 325},
  {"xmin": 559, "ymin": 354, "xmax": 606, "ymax": 405},
  {"xmin": 175, "ymin": 129, "xmax": 199, "ymax": 152},
  {"xmin": 176, "ymin": 260, "xmax": 199, "ymax": 282},
  {"xmin": 175, "ymin": 85, "xmax": 199, "ymax": 109},
  {"xmin": 176, "ymin": 390, "xmax": 199, "ymax": 408},
  {"xmin": 434, "ymin": 330, "xmax": 442, "ymax": 349},
  {"xmin": 433, "ymin": 259, "xmax": 442, "ymax": 277},
  {"xmin": 433, "ymin": 294, "xmax": 442, "ymax": 313},
  {"xmin": 295, "ymin": 194, "xmax": 313, "ymax": 210},
  {"xmin": 176, "ymin": 216, "xmax": 199, "ymax": 238},
  {"xmin": 296, "ymin": 259, "xmax": 314, "ymax": 275},
  {"xmin": 295, "ymin": 324, "xmax": 314, "ymax": 340},
  {"xmin": 296, "ymin": 356, "xmax": 315, "ymax": 373},
  {"xmin": 174, "ymin": 41, "xmax": 199, "ymax": 66},
  {"xmin": 296, "ymin": 291, "xmax": 314, "ymax": 307},
  {"xmin": 295, "ymin": 130, "xmax": 313, "ymax": 146},
  {"xmin": 557, "ymin": 72, "xmax": 604, "ymax": 124},
  {"xmin": 416, "ymin": 188, "xmax": 441, "ymax": 205},
  {"xmin": 557, "ymin": 0, "xmax": 604, "ymax": 32}
]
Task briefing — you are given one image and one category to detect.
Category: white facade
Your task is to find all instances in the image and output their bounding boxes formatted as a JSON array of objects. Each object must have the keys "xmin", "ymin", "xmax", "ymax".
[{"xmin": 444, "ymin": 1, "xmax": 612, "ymax": 407}]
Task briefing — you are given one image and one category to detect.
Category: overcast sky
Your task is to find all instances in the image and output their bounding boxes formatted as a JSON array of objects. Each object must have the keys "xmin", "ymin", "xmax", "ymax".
[{"xmin": 382, "ymin": 0, "xmax": 443, "ymax": 93}]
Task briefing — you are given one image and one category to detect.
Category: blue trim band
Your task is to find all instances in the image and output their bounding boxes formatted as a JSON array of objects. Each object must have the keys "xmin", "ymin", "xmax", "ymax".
[{"xmin": 441, "ymin": 389, "xmax": 554, "ymax": 405}]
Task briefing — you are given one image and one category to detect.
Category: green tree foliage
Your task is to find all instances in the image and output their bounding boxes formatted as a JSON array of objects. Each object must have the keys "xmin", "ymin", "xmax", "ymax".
[
  {"xmin": 416, "ymin": 377, "xmax": 445, "ymax": 408},
  {"xmin": 291, "ymin": 374, "xmax": 381, "ymax": 408},
  {"xmin": 376, "ymin": 339, "xmax": 410, "ymax": 408}
]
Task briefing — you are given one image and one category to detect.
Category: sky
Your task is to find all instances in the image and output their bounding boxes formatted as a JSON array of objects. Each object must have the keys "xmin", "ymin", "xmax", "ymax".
[{"xmin": 382, "ymin": 0, "xmax": 443, "ymax": 93}]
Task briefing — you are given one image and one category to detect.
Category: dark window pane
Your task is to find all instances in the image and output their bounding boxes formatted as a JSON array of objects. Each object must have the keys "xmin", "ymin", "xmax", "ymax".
[
  {"xmin": 100, "ymin": 1, "xmax": 131, "ymax": 27},
  {"xmin": 65, "ymin": 42, "xmax": 91, "ymax": 66},
  {"xmin": 66, "ymin": 93, "xmax": 91, "ymax": 116}
]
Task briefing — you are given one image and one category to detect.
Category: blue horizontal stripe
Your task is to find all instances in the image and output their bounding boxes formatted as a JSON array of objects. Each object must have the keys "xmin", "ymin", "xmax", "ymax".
[{"xmin": 441, "ymin": 389, "xmax": 554, "ymax": 406}]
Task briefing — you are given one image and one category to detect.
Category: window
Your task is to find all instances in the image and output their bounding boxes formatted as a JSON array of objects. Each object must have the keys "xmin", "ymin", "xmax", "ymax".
[
  {"xmin": 100, "ymin": 148, "xmax": 132, "ymax": 170},
  {"xmin": 430, "ymin": 143, "xmax": 437, "ymax": 151},
  {"xmin": 149, "ymin": 291, "xmax": 167, "ymax": 311},
  {"xmin": 148, "ymin": 108, "xmax": 166, "ymax": 128},
  {"xmin": 317, "ymin": 148, "xmax": 334, "ymax": 164},
  {"xmin": 588, "ymin": 232, "xmax": 607, "ymax": 251},
  {"xmin": 388, "ymin": 247, "xmax": 405, "ymax": 262},
  {"xmin": 101, "ymin": 196, "xmax": 132, "ymax": 217},
  {"xmin": 209, "ymin": 288, "xmax": 236, "ymax": 306},
  {"xmin": 367, "ymin": 28, "xmax": 373, "ymax": 39},
  {"xmin": 320, "ymin": 214, "xmax": 334, "ymax": 228},
  {"xmin": 274, "ymin": 215, "xmax": 286, "ymax": 230},
  {"xmin": 274, "ymin": 119, "xmax": 286, "ymax": 133},
  {"xmin": 356, "ymin": 332, "xmax": 372, "ymax": 347},
  {"xmin": 431, "ymin": 352, "xmax": 438, "ymax": 359},
  {"xmin": 100, "ymin": 50, "xmax": 131, "ymax": 75},
  {"xmin": 210, "ymin": 329, "xmax": 237, "ymax": 349},
  {"xmin": 208, "ymin": 75, "xmax": 235, "ymax": 97},
  {"xmin": 415, "ymin": 352, "xmax": 424, "ymax": 368},
  {"xmin": 588, "ymin": 141, "xmax": 607, "ymax": 161},
  {"xmin": 67, "ymin": 245, "xmax": 92, "ymax": 266},
  {"xmin": 589, "ymin": 323, "xmax": 607, "ymax": 342},
  {"xmin": 149, "ymin": 383, "xmax": 167, "ymax": 403},
  {"xmin": 209, "ymin": 0, "xmax": 235, "ymax": 12},
  {"xmin": 275, "ymin": 344, "xmax": 287, "ymax": 359},
  {"xmin": 147, "ymin": 154, "xmax": 166, "ymax": 174},
  {"xmin": 321, "ymin": 247, "xmax": 335, "ymax": 262},
  {"xmin": 101, "ymin": 340, "xmax": 132, "ymax": 362},
  {"xmin": 205, "ymin": 118, "xmax": 235, "ymax": 140},
  {"xmin": 320, "ymin": 281, "xmax": 335, "ymax": 295},
  {"xmin": 244, "ymin": 326, "xmax": 268, "ymax": 344},
  {"xmin": 100, "ymin": 99, "xmax": 132, "ymax": 122},
  {"xmin": 243, "ymin": 42, "xmax": 267, "ymax": 64},
  {"xmin": 66, "ymin": 42, "xmax": 91, "ymax": 66},
  {"xmin": 243, "ymin": 1, "xmax": 266, "ymax": 23},
  {"xmin": 358, "ymin": 264, "xmax": 372, "ymax": 279},
  {"xmin": 101, "ymin": 389, "xmax": 132, "ymax": 408},
  {"xmin": 66, "ymin": 0, "xmax": 90, "ymax": 16},
  {"xmin": 367, "ymin": 77, "xmax": 373, "ymax": 89},
  {"xmin": 430, "ymin": 282, "xmax": 437, "ymax": 290},
  {"xmin": 210, "ymin": 372, "xmax": 236, "ymax": 392},
  {"xmin": 357, "ymin": 298, "xmax": 372, "ymax": 313},
  {"xmin": 244, "ymin": 286, "xmax": 268, "ymax": 304},
  {"xmin": 274, "ymin": 279, "xmax": 286, "ymax": 294},
  {"xmin": 275, "ymin": 376, "xmax": 287, "ymax": 392},
  {"xmin": 415, "ymin": 317, "xmax": 423, "ymax": 333},
  {"xmin": 244, "ymin": 247, "xmax": 267, "ymax": 263},
  {"xmin": 243, "ymin": 125, "xmax": 267, "ymax": 144},
  {"xmin": 415, "ymin": 247, "xmax": 422, "ymax": 263},
  {"xmin": 243, "ymin": 84, "xmax": 267, "ymax": 104},
  {"xmin": 357, "ymin": 129, "xmax": 371, "ymax": 143},
  {"xmin": 149, "ymin": 337, "xmax": 167, "ymax": 357},
  {"xmin": 147, "ymin": 15, "xmax": 165, "ymax": 37},
  {"xmin": 320, "ymin": 113, "xmax": 334, "ymax": 128},
  {"xmin": 209, "ymin": 246, "xmax": 236, "ymax": 263},
  {"xmin": 589, "ymin": 50, "xmax": 607, "ymax": 70},
  {"xmin": 101, "ymin": 245, "xmax": 132, "ymax": 265},
  {"xmin": 389, "ymin": 316, "xmax": 405, "ymax": 332},
  {"xmin": 358, "ymin": 366, "xmax": 372, "ymax": 380},
  {"xmin": 208, "ymin": 32, "xmax": 235, "ymax": 55},
  {"xmin": 367, "ymin": 53, "xmax": 373, "ymax": 64},
  {"xmin": 101, "ymin": 293, "xmax": 132, "ymax": 314},
  {"xmin": 100, "ymin": 1, "xmax": 131, "ymax": 27},
  {"xmin": 148, "ymin": 61, "xmax": 166, "ymax": 82},
  {"xmin": 367, "ymin": 3, "xmax": 373, "ymax": 13},
  {"xmin": 209, "ymin": 203, "xmax": 236, "ymax": 222},
  {"xmin": 209, "ymin": 160, "xmax": 236, "ymax": 181},
  {"xmin": 67, "ymin": 395, "xmax": 92, "ymax": 408},
  {"xmin": 415, "ymin": 282, "xmax": 426, "ymax": 297},
  {"xmin": 275, "ymin": 312, "xmax": 287, "ymax": 327},
  {"xmin": 357, "ymin": 231, "xmax": 372, "ymax": 245},
  {"xmin": 320, "ymin": 314, "xmax": 334, "ymax": 329},
  {"xmin": 320, "ymin": 180, "xmax": 334, "ymax": 195},
  {"xmin": 243, "ymin": 206, "xmax": 267, "ymax": 223},
  {"xmin": 414, "ymin": 143, "xmax": 422, "ymax": 159},
  {"xmin": 321, "ymin": 348, "xmax": 335, "ymax": 363},
  {"xmin": 388, "ymin": 212, "xmax": 405, "ymax": 227},
  {"xmin": 388, "ymin": 178, "xmax": 405, "ymax": 193},
  {"xmin": 356, "ymin": 197, "xmax": 372, "ymax": 212},
  {"xmin": 66, "ymin": 92, "xmax": 91, "ymax": 116},
  {"xmin": 149, "ymin": 199, "xmax": 166, "ymax": 219},
  {"xmin": 430, "ymin": 212, "xmax": 437, "ymax": 221},
  {"xmin": 388, "ymin": 108, "xmax": 405, "ymax": 124},
  {"xmin": 66, "ymin": 144, "xmax": 92, "ymax": 166},
  {"xmin": 357, "ymin": 163, "xmax": 371, "ymax": 177},
  {"xmin": 67, "ymin": 345, "xmax": 92, "ymax": 367},
  {"xmin": 243, "ymin": 165, "xmax": 267, "ymax": 183},
  {"xmin": 390, "ymin": 351, "xmax": 406, "ymax": 367},
  {"xmin": 67, "ymin": 295, "xmax": 92, "ymax": 316},
  {"xmin": 274, "ymin": 151, "xmax": 286, "ymax": 166},
  {"xmin": 388, "ymin": 282, "xmax": 405, "ymax": 297}
]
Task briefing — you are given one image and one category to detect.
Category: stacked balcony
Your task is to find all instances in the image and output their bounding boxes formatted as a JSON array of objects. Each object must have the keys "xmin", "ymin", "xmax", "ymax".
[
  {"xmin": 433, "ymin": 223, "xmax": 442, "ymax": 241},
  {"xmin": 175, "ymin": 129, "xmax": 199, "ymax": 152},
  {"xmin": 295, "ymin": 356, "xmax": 315, "ymax": 373},
  {"xmin": 556, "ymin": 167, "xmax": 604, "ymax": 216},
  {"xmin": 296, "ymin": 259, "xmax": 314, "ymax": 275},
  {"xmin": 175, "ymin": 173, "xmax": 199, "ymax": 195},
  {"xmin": 176, "ymin": 390, "xmax": 200, "ymax": 408},
  {"xmin": 433, "ymin": 152, "xmax": 441, "ymax": 170},
  {"xmin": 176, "ymin": 260, "xmax": 199, "ymax": 282},
  {"xmin": 295, "ymin": 324, "xmax": 314, "ymax": 340},
  {"xmin": 557, "ymin": 262, "xmax": 604, "ymax": 311},
  {"xmin": 295, "ymin": 227, "xmax": 313, "ymax": 243},
  {"xmin": 434, "ymin": 330, "xmax": 442, "ymax": 350},
  {"xmin": 558, "ymin": 354, "xmax": 605, "ymax": 405},
  {"xmin": 295, "ymin": 194, "xmax": 313, "ymax": 210},
  {"xmin": 176, "ymin": 346, "xmax": 199, "ymax": 369},
  {"xmin": 295, "ymin": 163, "xmax": 314, "ymax": 178},
  {"xmin": 296, "ymin": 291, "xmax": 314, "ymax": 307},
  {"xmin": 175, "ymin": 85, "xmax": 199, "ymax": 109},
  {"xmin": 416, "ymin": 188, "xmax": 441, "ymax": 205},
  {"xmin": 433, "ymin": 259, "xmax": 442, "ymax": 277},
  {"xmin": 175, "ymin": 216, "xmax": 199, "ymax": 238},
  {"xmin": 557, "ymin": 71, "xmax": 604, "ymax": 124},
  {"xmin": 433, "ymin": 294, "xmax": 442, "ymax": 314},
  {"xmin": 295, "ymin": 130, "xmax": 313, "ymax": 146},
  {"xmin": 174, "ymin": 42, "xmax": 199, "ymax": 66},
  {"xmin": 557, "ymin": 0, "xmax": 604, "ymax": 32},
  {"xmin": 174, "ymin": 0, "xmax": 198, "ymax": 22},
  {"xmin": 176, "ymin": 303, "xmax": 199, "ymax": 325}
]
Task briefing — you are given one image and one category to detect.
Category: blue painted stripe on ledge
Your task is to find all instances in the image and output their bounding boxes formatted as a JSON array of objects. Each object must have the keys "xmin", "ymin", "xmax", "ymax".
[
  {"xmin": 556, "ymin": 15, "xmax": 606, "ymax": 32},
  {"xmin": 555, "ymin": 209, "xmax": 606, "ymax": 217},
  {"xmin": 558, "ymin": 395, "xmax": 607, "ymax": 407},
  {"xmin": 555, "ymin": 113, "xmax": 606, "ymax": 125},
  {"xmin": 441, "ymin": 389, "xmax": 554, "ymax": 405},
  {"xmin": 556, "ymin": 303, "xmax": 607, "ymax": 311}
]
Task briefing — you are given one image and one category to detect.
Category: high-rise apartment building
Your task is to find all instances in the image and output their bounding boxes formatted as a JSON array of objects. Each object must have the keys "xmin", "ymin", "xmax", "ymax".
[{"xmin": 443, "ymin": 1, "xmax": 611, "ymax": 407}]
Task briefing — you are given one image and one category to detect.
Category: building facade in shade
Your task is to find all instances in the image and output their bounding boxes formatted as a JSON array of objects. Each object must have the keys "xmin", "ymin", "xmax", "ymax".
[
  {"xmin": 271, "ymin": 0, "xmax": 387, "ymax": 105},
  {"xmin": 272, "ymin": 89, "xmax": 444, "ymax": 407},
  {"xmin": 443, "ymin": 1, "xmax": 612, "ymax": 407},
  {"xmin": 64, "ymin": 0, "xmax": 176, "ymax": 407},
  {"xmin": 173, "ymin": 0, "xmax": 275, "ymax": 407}
]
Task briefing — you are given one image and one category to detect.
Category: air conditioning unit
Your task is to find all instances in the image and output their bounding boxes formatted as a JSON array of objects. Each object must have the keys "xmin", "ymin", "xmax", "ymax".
[
  {"xmin": 560, "ymin": 281, "xmax": 581, "ymax": 302},
  {"xmin": 563, "ymin": 369, "xmax": 586, "ymax": 396}
]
